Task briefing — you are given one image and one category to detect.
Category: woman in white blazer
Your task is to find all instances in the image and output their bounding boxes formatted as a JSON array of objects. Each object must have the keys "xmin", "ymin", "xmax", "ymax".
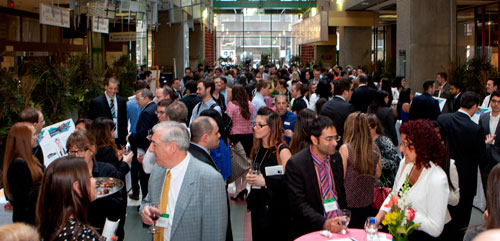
[{"xmin": 375, "ymin": 120, "xmax": 450, "ymax": 240}]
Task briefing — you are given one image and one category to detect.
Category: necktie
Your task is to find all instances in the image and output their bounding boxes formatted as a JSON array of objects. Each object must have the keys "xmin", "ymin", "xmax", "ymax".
[
  {"xmin": 110, "ymin": 99, "xmax": 116, "ymax": 118},
  {"xmin": 319, "ymin": 163, "xmax": 337, "ymax": 219},
  {"xmin": 154, "ymin": 171, "xmax": 171, "ymax": 241}
]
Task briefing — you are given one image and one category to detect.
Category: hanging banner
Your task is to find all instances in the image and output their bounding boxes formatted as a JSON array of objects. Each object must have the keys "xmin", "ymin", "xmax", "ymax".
[
  {"xmin": 92, "ymin": 17, "xmax": 109, "ymax": 34},
  {"xmin": 39, "ymin": 3, "xmax": 70, "ymax": 28},
  {"xmin": 109, "ymin": 32, "xmax": 136, "ymax": 42}
]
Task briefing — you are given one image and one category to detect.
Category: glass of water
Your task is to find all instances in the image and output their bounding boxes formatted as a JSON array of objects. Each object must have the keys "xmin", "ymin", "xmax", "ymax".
[{"xmin": 339, "ymin": 209, "xmax": 351, "ymax": 234}]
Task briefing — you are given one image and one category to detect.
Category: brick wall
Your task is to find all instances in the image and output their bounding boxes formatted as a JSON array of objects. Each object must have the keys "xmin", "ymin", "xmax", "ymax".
[
  {"xmin": 204, "ymin": 26, "xmax": 215, "ymax": 66},
  {"xmin": 300, "ymin": 44, "xmax": 314, "ymax": 63}
]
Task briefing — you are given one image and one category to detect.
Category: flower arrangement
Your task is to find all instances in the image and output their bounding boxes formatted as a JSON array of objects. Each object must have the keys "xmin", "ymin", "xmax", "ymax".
[{"xmin": 381, "ymin": 175, "xmax": 420, "ymax": 241}]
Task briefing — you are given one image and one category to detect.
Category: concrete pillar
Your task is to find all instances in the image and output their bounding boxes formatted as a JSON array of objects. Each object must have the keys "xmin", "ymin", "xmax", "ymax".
[
  {"xmin": 155, "ymin": 12, "xmax": 190, "ymax": 78},
  {"xmin": 315, "ymin": 45, "xmax": 337, "ymax": 68},
  {"xmin": 338, "ymin": 26, "xmax": 371, "ymax": 68},
  {"xmin": 396, "ymin": 0, "xmax": 456, "ymax": 92}
]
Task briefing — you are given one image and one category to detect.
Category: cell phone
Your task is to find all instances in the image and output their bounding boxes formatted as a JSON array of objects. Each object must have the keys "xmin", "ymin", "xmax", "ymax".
[{"xmin": 124, "ymin": 143, "xmax": 131, "ymax": 155}]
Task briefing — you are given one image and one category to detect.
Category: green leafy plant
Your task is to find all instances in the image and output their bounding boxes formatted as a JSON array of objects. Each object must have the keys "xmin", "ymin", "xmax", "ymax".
[
  {"xmin": 109, "ymin": 55, "xmax": 137, "ymax": 98},
  {"xmin": 448, "ymin": 56, "xmax": 498, "ymax": 100}
]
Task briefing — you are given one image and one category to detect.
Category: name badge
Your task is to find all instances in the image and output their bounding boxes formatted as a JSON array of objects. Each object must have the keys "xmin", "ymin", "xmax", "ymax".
[
  {"xmin": 156, "ymin": 214, "xmax": 169, "ymax": 228},
  {"xmin": 265, "ymin": 165, "xmax": 284, "ymax": 176},
  {"xmin": 284, "ymin": 121, "xmax": 291, "ymax": 126},
  {"xmin": 323, "ymin": 198, "xmax": 339, "ymax": 213}
]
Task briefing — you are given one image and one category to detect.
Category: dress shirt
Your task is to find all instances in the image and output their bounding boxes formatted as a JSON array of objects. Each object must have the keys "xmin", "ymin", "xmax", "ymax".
[
  {"xmin": 163, "ymin": 153, "xmax": 190, "ymax": 241},
  {"xmin": 251, "ymin": 93, "xmax": 266, "ymax": 123},
  {"xmin": 127, "ymin": 95, "xmax": 141, "ymax": 134},
  {"xmin": 482, "ymin": 95, "xmax": 492, "ymax": 109},
  {"xmin": 220, "ymin": 89, "xmax": 228, "ymax": 106},
  {"xmin": 189, "ymin": 98, "xmax": 222, "ymax": 126},
  {"xmin": 437, "ymin": 83, "xmax": 446, "ymax": 98},
  {"xmin": 281, "ymin": 111, "xmax": 297, "ymax": 144},
  {"xmin": 105, "ymin": 92, "xmax": 118, "ymax": 138}
]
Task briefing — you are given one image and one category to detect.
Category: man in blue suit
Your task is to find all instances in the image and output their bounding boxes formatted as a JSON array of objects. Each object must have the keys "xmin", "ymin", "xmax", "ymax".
[{"xmin": 409, "ymin": 80, "xmax": 441, "ymax": 120}]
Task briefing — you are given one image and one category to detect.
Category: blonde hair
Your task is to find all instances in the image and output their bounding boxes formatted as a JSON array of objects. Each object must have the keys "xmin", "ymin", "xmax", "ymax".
[
  {"xmin": 0, "ymin": 223, "xmax": 40, "ymax": 241},
  {"xmin": 343, "ymin": 112, "xmax": 377, "ymax": 175}
]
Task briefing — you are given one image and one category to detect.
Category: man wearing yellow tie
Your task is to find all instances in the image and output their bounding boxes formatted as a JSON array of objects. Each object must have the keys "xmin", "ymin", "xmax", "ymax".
[{"xmin": 140, "ymin": 121, "xmax": 228, "ymax": 241}]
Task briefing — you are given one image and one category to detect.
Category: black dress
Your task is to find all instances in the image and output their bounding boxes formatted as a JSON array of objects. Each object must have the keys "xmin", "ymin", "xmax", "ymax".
[
  {"xmin": 247, "ymin": 144, "xmax": 290, "ymax": 241},
  {"xmin": 7, "ymin": 158, "xmax": 40, "ymax": 225},
  {"xmin": 54, "ymin": 219, "xmax": 103, "ymax": 241}
]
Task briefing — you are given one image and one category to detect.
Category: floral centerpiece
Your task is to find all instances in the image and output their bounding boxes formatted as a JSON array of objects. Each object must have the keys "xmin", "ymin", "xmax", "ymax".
[{"xmin": 381, "ymin": 175, "xmax": 420, "ymax": 241}]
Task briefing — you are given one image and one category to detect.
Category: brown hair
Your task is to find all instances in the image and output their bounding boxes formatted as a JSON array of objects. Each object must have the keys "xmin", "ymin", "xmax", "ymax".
[
  {"xmin": 487, "ymin": 163, "xmax": 500, "ymax": 229},
  {"xmin": 366, "ymin": 113, "xmax": 384, "ymax": 135},
  {"xmin": 0, "ymin": 223, "xmax": 40, "ymax": 241},
  {"xmin": 19, "ymin": 108, "xmax": 41, "ymax": 124},
  {"xmin": 343, "ymin": 112, "xmax": 378, "ymax": 175},
  {"xmin": 66, "ymin": 130, "xmax": 96, "ymax": 156},
  {"xmin": 231, "ymin": 84, "xmax": 251, "ymax": 120},
  {"xmin": 250, "ymin": 107, "xmax": 286, "ymax": 163},
  {"xmin": 36, "ymin": 156, "xmax": 96, "ymax": 241},
  {"xmin": 89, "ymin": 117, "xmax": 118, "ymax": 157},
  {"xmin": 256, "ymin": 80, "xmax": 270, "ymax": 92},
  {"xmin": 289, "ymin": 109, "xmax": 316, "ymax": 155},
  {"xmin": 2, "ymin": 122, "xmax": 43, "ymax": 200}
]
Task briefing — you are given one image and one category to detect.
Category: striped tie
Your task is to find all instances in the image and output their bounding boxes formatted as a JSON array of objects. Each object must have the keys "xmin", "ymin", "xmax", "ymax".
[{"xmin": 110, "ymin": 99, "xmax": 116, "ymax": 118}]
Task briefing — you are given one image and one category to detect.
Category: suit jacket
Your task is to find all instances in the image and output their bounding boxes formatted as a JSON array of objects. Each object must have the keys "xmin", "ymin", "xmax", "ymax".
[
  {"xmin": 129, "ymin": 101, "xmax": 158, "ymax": 151},
  {"xmin": 409, "ymin": 93, "xmax": 441, "ymax": 121},
  {"xmin": 180, "ymin": 94, "xmax": 201, "ymax": 125},
  {"xmin": 89, "ymin": 94, "xmax": 128, "ymax": 146},
  {"xmin": 479, "ymin": 112, "xmax": 500, "ymax": 174},
  {"xmin": 188, "ymin": 143, "xmax": 219, "ymax": 171},
  {"xmin": 438, "ymin": 111, "xmax": 487, "ymax": 198},
  {"xmin": 285, "ymin": 148, "xmax": 347, "ymax": 239},
  {"xmin": 434, "ymin": 82, "xmax": 452, "ymax": 114},
  {"xmin": 350, "ymin": 85, "xmax": 377, "ymax": 112},
  {"xmin": 452, "ymin": 92, "xmax": 463, "ymax": 113},
  {"xmin": 140, "ymin": 154, "xmax": 228, "ymax": 241},
  {"xmin": 320, "ymin": 96, "xmax": 354, "ymax": 147},
  {"xmin": 368, "ymin": 106, "xmax": 398, "ymax": 146}
]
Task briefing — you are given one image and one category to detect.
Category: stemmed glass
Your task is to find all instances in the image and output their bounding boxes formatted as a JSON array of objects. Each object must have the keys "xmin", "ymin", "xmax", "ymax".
[
  {"xmin": 339, "ymin": 209, "xmax": 351, "ymax": 235},
  {"xmin": 149, "ymin": 203, "xmax": 160, "ymax": 234}
]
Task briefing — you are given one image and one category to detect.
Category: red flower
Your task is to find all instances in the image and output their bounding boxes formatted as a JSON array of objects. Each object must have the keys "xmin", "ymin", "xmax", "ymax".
[
  {"xmin": 384, "ymin": 194, "xmax": 400, "ymax": 208},
  {"xmin": 407, "ymin": 208, "xmax": 415, "ymax": 221}
]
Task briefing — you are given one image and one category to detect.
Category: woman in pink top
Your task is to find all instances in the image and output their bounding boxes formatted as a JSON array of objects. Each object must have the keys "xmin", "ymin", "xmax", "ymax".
[{"xmin": 227, "ymin": 84, "xmax": 254, "ymax": 157}]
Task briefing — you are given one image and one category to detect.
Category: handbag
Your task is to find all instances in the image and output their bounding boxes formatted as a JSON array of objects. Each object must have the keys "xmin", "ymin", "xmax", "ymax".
[
  {"xmin": 372, "ymin": 186, "xmax": 392, "ymax": 209},
  {"xmin": 228, "ymin": 142, "xmax": 251, "ymax": 183}
]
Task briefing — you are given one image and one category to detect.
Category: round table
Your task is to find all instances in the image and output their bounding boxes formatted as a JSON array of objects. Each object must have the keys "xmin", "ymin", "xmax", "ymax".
[{"xmin": 295, "ymin": 229, "xmax": 392, "ymax": 241}]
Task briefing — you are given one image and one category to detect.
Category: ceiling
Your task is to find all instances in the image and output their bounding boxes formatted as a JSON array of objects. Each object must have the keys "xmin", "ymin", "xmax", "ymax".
[{"xmin": 0, "ymin": 0, "xmax": 71, "ymax": 13}]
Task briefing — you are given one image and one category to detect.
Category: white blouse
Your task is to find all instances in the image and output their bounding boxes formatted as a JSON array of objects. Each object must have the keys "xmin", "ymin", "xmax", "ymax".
[{"xmin": 380, "ymin": 158, "xmax": 450, "ymax": 237}]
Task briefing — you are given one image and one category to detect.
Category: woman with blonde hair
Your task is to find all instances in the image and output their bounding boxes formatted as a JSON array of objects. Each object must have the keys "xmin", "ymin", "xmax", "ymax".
[
  {"xmin": 0, "ymin": 223, "xmax": 40, "ymax": 241},
  {"xmin": 340, "ymin": 112, "xmax": 381, "ymax": 228},
  {"xmin": 2, "ymin": 122, "xmax": 43, "ymax": 225}
]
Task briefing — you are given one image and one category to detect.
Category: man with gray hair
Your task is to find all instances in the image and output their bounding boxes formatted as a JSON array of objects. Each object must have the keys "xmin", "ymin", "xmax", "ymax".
[
  {"xmin": 128, "ymin": 88, "xmax": 158, "ymax": 200},
  {"xmin": 141, "ymin": 121, "xmax": 227, "ymax": 241},
  {"xmin": 165, "ymin": 101, "xmax": 189, "ymax": 124}
]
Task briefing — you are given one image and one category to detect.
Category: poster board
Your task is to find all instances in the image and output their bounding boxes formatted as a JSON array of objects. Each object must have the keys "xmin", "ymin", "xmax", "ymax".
[{"xmin": 39, "ymin": 119, "xmax": 75, "ymax": 167}]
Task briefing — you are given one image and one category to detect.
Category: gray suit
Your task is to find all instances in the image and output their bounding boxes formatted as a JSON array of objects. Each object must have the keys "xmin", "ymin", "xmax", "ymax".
[
  {"xmin": 479, "ymin": 112, "xmax": 500, "ymax": 165},
  {"xmin": 140, "ymin": 153, "xmax": 228, "ymax": 241}
]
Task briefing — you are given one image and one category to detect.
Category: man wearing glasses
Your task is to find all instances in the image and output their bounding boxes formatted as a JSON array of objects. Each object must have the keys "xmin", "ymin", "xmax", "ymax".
[{"xmin": 285, "ymin": 116, "xmax": 347, "ymax": 239}]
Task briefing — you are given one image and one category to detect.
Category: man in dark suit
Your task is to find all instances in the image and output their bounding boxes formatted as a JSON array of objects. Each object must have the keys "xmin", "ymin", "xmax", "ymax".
[
  {"xmin": 286, "ymin": 116, "xmax": 347, "ymax": 239},
  {"xmin": 291, "ymin": 82, "xmax": 308, "ymax": 114},
  {"xmin": 434, "ymin": 72, "xmax": 452, "ymax": 114},
  {"xmin": 128, "ymin": 88, "xmax": 158, "ymax": 200},
  {"xmin": 350, "ymin": 74, "xmax": 376, "ymax": 112},
  {"xmin": 189, "ymin": 116, "xmax": 233, "ymax": 241},
  {"xmin": 409, "ymin": 80, "xmax": 441, "ymax": 120},
  {"xmin": 89, "ymin": 77, "xmax": 128, "ymax": 147},
  {"xmin": 450, "ymin": 82, "xmax": 463, "ymax": 113},
  {"xmin": 437, "ymin": 91, "xmax": 488, "ymax": 241},
  {"xmin": 180, "ymin": 80, "xmax": 201, "ymax": 125},
  {"xmin": 479, "ymin": 90, "xmax": 500, "ymax": 186},
  {"xmin": 320, "ymin": 78, "xmax": 354, "ymax": 148}
]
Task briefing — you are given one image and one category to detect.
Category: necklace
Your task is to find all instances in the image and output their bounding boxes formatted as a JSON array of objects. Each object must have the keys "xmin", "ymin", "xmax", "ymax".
[{"xmin": 252, "ymin": 146, "xmax": 269, "ymax": 174}]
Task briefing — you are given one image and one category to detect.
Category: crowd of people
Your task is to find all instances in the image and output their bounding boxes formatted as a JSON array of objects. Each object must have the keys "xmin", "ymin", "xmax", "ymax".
[{"xmin": 1, "ymin": 62, "xmax": 500, "ymax": 241}]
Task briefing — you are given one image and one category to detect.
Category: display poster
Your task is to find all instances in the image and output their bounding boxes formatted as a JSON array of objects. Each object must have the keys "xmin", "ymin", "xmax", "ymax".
[{"xmin": 39, "ymin": 119, "xmax": 75, "ymax": 167}]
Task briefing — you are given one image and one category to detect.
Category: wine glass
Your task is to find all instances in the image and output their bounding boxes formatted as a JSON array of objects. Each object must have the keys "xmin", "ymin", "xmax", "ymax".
[
  {"xmin": 148, "ymin": 203, "xmax": 160, "ymax": 234},
  {"xmin": 339, "ymin": 209, "xmax": 351, "ymax": 235}
]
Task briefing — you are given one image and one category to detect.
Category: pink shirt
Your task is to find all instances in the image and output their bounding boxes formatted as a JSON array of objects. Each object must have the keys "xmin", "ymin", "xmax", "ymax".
[{"xmin": 227, "ymin": 101, "xmax": 254, "ymax": 135}]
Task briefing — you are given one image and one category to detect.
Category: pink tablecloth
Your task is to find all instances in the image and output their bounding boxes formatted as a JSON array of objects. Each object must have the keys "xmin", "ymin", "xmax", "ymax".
[{"xmin": 295, "ymin": 229, "xmax": 392, "ymax": 241}]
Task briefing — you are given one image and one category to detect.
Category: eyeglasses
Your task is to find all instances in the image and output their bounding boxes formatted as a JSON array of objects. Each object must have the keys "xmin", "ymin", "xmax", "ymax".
[
  {"xmin": 253, "ymin": 123, "xmax": 269, "ymax": 128},
  {"xmin": 321, "ymin": 135, "xmax": 342, "ymax": 142},
  {"xmin": 155, "ymin": 110, "xmax": 166, "ymax": 115},
  {"xmin": 69, "ymin": 148, "xmax": 88, "ymax": 155},
  {"xmin": 491, "ymin": 99, "xmax": 500, "ymax": 105}
]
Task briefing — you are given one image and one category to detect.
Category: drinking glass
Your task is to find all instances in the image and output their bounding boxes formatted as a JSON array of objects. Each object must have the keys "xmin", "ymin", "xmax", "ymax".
[
  {"xmin": 148, "ymin": 203, "xmax": 160, "ymax": 234},
  {"xmin": 251, "ymin": 162, "xmax": 261, "ymax": 189},
  {"xmin": 339, "ymin": 209, "xmax": 351, "ymax": 235}
]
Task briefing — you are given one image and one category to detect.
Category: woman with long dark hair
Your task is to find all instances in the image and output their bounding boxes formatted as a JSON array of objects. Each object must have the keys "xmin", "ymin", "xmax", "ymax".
[
  {"xmin": 36, "ymin": 156, "xmax": 100, "ymax": 241},
  {"xmin": 368, "ymin": 90, "xmax": 398, "ymax": 146},
  {"xmin": 397, "ymin": 88, "xmax": 412, "ymax": 122},
  {"xmin": 89, "ymin": 117, "xmax": 131, "ymax": 181},
  {"xmin": 246, "ymin": 107, "xmax": 292, "ymax": 240},
  {"xmin": 2, "ymin": 122, "xmax": 43, "ymax": 224},
  {"xmin": 289, "ymin": 109, "xmax": 316, "ymax": 155},
  {"xmin": 227, "ymin": 84, "xmax": 254, "ymax": 156},
  {"xmin": 340, "ymin": 112, "xmax": 382, "ymax": 228}
]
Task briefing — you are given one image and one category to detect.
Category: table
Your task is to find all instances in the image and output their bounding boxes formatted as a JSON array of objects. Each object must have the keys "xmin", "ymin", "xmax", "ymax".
[{"xmin": 295, "ymin": 229, "xmax": 393, "ymax": 241}]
